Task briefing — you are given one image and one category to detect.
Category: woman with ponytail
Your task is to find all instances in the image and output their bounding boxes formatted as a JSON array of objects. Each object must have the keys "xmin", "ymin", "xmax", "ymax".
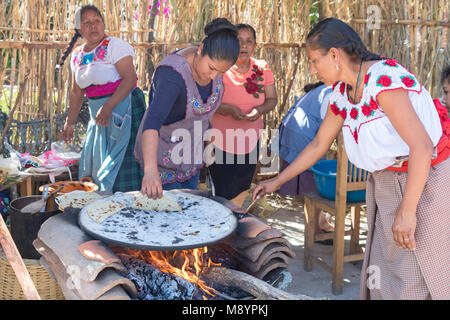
[
  {"xmin": 134, "ymin": 18, "xmax": 239, "ymax": 199},
  {"xmin": 60, "ymin": 5, "xmax": 146, "ymax": 192},
  {"xmin": 253, "ymin": 18, "xmax": 449, "ymax": 299}
]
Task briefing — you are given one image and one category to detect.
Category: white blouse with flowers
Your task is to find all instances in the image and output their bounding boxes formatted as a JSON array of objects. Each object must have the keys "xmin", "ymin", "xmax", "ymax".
[
  {"xmin": 328, "ymin": 59, "xmax": 442, "ymax": 172},
  {"xmin": 70, "ymin": 36, "xmax": 135, "ymax": 89}
]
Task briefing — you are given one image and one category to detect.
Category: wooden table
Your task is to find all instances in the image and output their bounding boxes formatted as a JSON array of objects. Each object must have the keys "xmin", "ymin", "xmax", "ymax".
[
  {"xmin": 0, "ymin": 175, "xmax": 33, "ymax": 199},
  {"xmin": 0, "ymin": 162, "xmax": 79, "ymax": 199}
]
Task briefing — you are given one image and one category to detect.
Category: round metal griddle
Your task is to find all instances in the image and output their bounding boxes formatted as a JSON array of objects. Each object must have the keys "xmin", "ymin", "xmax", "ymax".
[{"xmin": 78, "ymin": 190, "xmax": 237, "ymax": 251}]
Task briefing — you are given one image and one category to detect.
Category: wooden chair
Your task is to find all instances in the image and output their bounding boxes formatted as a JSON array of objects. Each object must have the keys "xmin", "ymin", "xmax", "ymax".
[{"xmin": 303, "ymin": 131, "xmax": 368, "ymax": 295}]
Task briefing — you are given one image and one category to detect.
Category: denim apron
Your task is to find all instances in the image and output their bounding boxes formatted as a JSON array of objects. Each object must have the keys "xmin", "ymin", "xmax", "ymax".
[{"xmin": 78, "ymin": 94, "xmax": 132, "ymax": 191}]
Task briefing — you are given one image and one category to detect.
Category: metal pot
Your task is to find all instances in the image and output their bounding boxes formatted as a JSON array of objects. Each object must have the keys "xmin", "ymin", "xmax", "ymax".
[{"xmin": 9, "ymin": 196, "xmax": 61, "ymax": 259}]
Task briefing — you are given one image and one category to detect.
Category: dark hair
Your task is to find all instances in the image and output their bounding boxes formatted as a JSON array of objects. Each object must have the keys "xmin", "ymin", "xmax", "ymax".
[
  {"xmin": 442, "ymin": 65, "xmax": 450, "ymax": 84},
  {"xmin": 303, "ymin": 81, "xmax": 324, "ymax": 93},
  {"xmin": 201, "ymin": 18, "xmax": 240, "ymax": 64},
  {"xmin": 236, "ymin": 23, "xmax": 256, "ymax": 40},
  {"xmin": 56, "ymin": 5, "xmax": 104, "ymax": 69},
  {"xmin": 306, "ymin": 17, "xmax": 382, "ymax": 62},
  {"xmin": 79, "ymin": 5, "xmax": 104, "ymax": 24}
]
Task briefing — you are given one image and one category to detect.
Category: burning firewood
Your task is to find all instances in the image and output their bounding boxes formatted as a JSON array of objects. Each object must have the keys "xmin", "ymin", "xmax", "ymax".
[{"xmin": 201, "ymin": 267, "xmax": 313, "ymax": 300}]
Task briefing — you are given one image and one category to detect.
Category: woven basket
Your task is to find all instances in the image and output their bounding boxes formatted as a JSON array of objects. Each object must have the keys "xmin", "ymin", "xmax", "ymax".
[{"xmin": 0, "ymin": 248, "xmax": 65, "ymax": 300}]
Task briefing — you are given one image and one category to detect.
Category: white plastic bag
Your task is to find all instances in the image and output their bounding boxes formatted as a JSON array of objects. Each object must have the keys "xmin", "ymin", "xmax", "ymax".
[
  {"xmin": 0, "ymin": 156, "xmax": 20, "ymax": 175},
  {"xmin": 51, "ymin": 142, "xmax": 81, "ymax": 161},
  {"xmin": 0, "ymin": 142, "xmax": 21, "ymax": 175}
]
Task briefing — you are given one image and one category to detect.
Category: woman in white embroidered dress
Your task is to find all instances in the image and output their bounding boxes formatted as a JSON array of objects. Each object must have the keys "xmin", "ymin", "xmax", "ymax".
[
  {"xmin": 59, "ymin": 5, "xmax": 145, "ymax": 192},
  {"xmin": 253, "ymin": 18, "xmax": 449, "ymax": 300}
]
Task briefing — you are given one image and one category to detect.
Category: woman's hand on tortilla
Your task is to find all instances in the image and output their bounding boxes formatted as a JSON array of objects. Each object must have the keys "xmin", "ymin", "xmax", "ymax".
[{"xmin": 141, "ymin": 170, "xmax": 163, "ymax": 199}]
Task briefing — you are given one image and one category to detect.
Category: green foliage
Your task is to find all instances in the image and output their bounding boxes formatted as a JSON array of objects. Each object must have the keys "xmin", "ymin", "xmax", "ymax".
[{"xmin": 309, "ymin": 0, "xmax": 320, "ymax": 28}]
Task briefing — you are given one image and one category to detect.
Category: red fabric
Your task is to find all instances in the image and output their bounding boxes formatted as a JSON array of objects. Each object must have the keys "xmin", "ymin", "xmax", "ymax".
[{"xmin": 386, "ymin": 98, "xmax": 450, "ymax": 172}]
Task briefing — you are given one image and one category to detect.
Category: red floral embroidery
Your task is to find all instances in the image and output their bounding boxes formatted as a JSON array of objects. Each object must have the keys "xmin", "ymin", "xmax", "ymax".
[
  {"xmin": 376, "ymin": 75, "xmax": 392, "ymax": 87},
  {"xmin": 352, "ymin": 128, "xmax": 358, "ymax": 143},
  {"xmin": 369, "ymin": 97, "xmax": 378, "ymax": 110},
  {"xmin": 340, "ymin": 108, "xmax": 347, "ymax": 120},
  {"xmin": 330, "ymin": 102, "xmax": 340, "ymax": 115},
  {"xmin": 339, "ymin": 82, "xmax": 346, "ymax": 95},
  {"xmin": 401, "ymin": 76, "xmax": 416, "ymax": 88},
  {"xmin": 362, "ymin": 103, "xmax": 373, "ymax": 116},
  {"xmin": 332, "ymin": 82, "xmax": 339, "ymax": 91},
  {"xmin": 352, "ymin": 129, "xmax": 358, "ymax": 143},
  {"xmin": 245, "ymin": 81, "xmax": 260, "ymax": 95},
  {"xmin": 383, "ymin": 59, "xmax": 398, "ymax": 67},
  {"xmin": 350, "ymin": 108, "xmax": 358, "ymax": 120},
  {"xmin": 244, "ymin": 65, "xmax": 264, "ymax": 98},
  {"xmin": 364, "ymin": 72, "xmax": 371, "ymax": 86}
]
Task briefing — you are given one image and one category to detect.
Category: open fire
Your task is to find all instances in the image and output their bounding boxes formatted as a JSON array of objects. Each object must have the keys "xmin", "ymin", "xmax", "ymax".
[{"xmin": 116, "ymin": 246, "xmax": 221, "ymax": 299}]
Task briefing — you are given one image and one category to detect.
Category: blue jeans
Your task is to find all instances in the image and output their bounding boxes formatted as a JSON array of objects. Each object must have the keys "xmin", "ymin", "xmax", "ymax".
[{"xmin": 163, "ymin": 172, "xmax": 200, "ymax": 190}]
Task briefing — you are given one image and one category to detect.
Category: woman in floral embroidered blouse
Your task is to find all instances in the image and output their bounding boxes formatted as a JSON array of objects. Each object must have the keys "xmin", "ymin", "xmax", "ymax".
[
  {"xmin": 209, "ymin": 24, "xmax": 278, "ymax": 207},
  {"xmin": 253, "ymin": 18, "xmax": 449, "ymax": 300},
  {"xmin": 59, "ymin": 5, "xmax": 146, "ymax": 192}
]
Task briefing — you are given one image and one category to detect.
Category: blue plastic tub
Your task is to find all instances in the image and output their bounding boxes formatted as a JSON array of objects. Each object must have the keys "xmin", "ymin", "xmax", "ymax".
[{"xmin": 310, "ymin": 160, "xmax": 366, "ymax": 202}]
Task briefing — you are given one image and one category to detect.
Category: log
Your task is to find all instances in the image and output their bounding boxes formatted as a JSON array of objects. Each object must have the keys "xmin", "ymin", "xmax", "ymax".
[
  {"xmin": 0, "ymin": 215, "xmax": 41, "ymax": 300},
  {"xmin": 201, "ymin": 267, "xmax": 312, "ymax": 300}
]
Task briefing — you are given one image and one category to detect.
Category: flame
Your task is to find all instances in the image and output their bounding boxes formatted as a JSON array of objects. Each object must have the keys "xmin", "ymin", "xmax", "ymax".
[{"xmin": 123, "ymin": 246, "xmax": 220, "ymax": 298}]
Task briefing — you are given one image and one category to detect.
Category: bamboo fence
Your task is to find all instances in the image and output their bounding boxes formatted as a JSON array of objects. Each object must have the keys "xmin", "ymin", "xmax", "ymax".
[{"xmin": 0, "ymin": 0, "xmax": 448, "ymax": 143}]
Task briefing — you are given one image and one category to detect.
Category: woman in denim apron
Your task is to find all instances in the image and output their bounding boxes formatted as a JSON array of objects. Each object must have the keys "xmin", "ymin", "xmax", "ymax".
[{"xmin": 59, "ymin": 5, "xmax": 145, "ymax": 192}]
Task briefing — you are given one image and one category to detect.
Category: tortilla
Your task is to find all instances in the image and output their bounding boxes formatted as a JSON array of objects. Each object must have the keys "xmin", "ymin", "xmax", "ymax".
[
  {"xmin": 131, "ymin": 193, "xmax": 182, "ymax": 212},
  {"xmin": 56, "ymin": 191, "xmax": 104, "ymax": 210},
  {"xmin": 86, "ymin": 198, "xmax": 127, "ymax": 224}
]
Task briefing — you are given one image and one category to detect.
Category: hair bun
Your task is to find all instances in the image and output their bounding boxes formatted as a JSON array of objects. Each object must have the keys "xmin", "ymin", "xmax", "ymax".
[{"xmin": 204, "ymin": 18, "xmax": 237, "ymax": 36}]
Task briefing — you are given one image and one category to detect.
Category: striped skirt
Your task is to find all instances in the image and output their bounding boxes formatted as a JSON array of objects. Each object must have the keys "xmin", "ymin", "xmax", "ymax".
[{"xmin": 360, "ymin": 157, "xmax": 450, "ymax": 300}]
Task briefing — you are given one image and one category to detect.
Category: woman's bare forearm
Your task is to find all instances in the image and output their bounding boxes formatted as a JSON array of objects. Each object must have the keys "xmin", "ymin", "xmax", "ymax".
[
  {"xmin": 142, "ymin": 129, "xmax": 159, "ymax": 174},
  {"xmin": 102, "ymin": 75, "xmax": 136, "ymax": 111},
  {"xmin": 215, "ymin": 103, "xmax": 238, "ymax": 115},
  {"xmin": 277, "ymin": 110, "xmax": 343, "ymax": 186},
  {"xmin": 66, "ymin": 89, "xmax": 84, "ymax": 125},
  {"xmin": 255, "ymin": 97, "xmax": 277, "ymax": 114},
  {"xmin": 277, "ymin": 137, "xmax": 330, "ymax": 186},
  {"xmin": 400, "ymin": 142, "xmax": 433, "ymax": 214}
]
